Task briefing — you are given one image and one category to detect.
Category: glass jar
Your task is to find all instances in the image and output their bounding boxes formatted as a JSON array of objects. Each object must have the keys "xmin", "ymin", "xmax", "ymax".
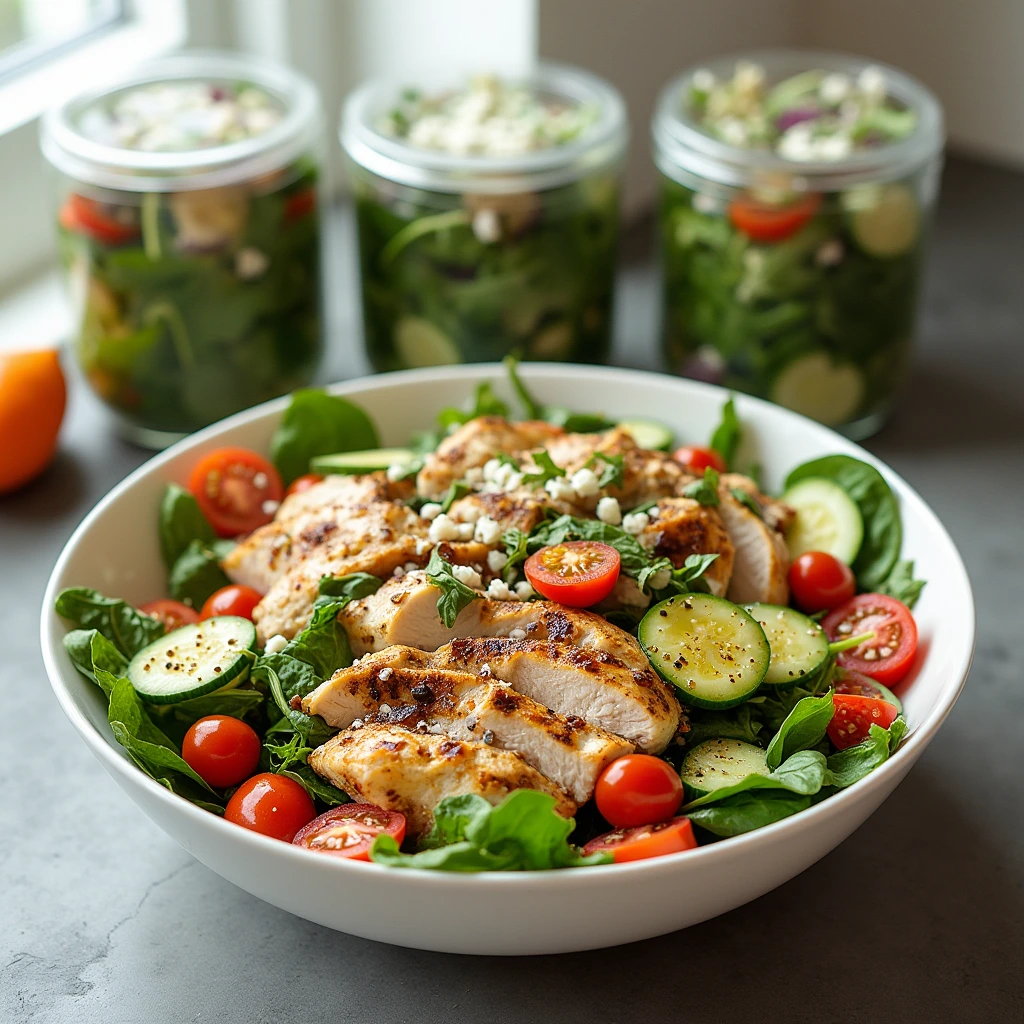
[
  {"xmin": 342, "ymin": 65, "xmax": 627, "ymax": 370},
  {"xmin": 653, "ymin": 52, "xmax": 944, "ymax": 438},
  {"xmin": 41, "ymin": 52, "xmax": 325, "ymax": 448}
]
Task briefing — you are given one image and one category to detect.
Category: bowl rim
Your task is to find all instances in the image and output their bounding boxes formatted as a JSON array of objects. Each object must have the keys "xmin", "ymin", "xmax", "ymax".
[{"xmin": 40, "ymin": 363, "xmax": 975, "ymax": 887}]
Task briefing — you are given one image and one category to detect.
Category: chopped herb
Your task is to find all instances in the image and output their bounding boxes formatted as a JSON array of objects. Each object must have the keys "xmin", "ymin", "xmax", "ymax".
[
  {"xmin": 585, "ymin": 451, "xmax": 625, "ymax": 489},
  {"xmin": 499, "ymin": 527, "xmax": 530, "ymax": 583},
  {"xmin": 730, "ymin": 486, "xmax": 762, "ymax": 518},
  {"xmin": 683, "ymin": 467, "xmax": 721, "ymax": 506},
  {"xmin": 425, "ymin": 547, "xmax": 480, "ymax": 628},
  {"xmin": 709, "ymin": 396, "xmax": 741, "ymax": 470},
  {"xmin": 521, "ymin": 450, "xmax": 565, "ymax": 487},
  {"xmin": 440, "ymin": 480, "xmax": 471, "ymax": 513},
  {"xmin": 437, "ymin": 381, "xmax": 510, "ymax": 431}
]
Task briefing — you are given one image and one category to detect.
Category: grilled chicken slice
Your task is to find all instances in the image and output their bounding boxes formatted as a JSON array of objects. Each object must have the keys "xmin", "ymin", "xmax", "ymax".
[
  {"xmin": 446, "ymin": 490, "xmax": 551, "ymax": 535},
  {"xmin": 722, "ymin": 473, "xmax": 796, "ymax": 534},
  {"xmin": 308, "ymin": 723, "xmax": 576, "ymax": 836},
  {"xmin": 718, "ymin": 486, "xmax": 790, "ymax": 605},
  {"xmin": 417, "ymin": 416, "xmax": 565, "ymax": 500},
  {"xmin": 303, "ymin": 656, "xmax": 633, "ymax": 801},
  {"xmin": 644, "ymin": 497, "xmax": 735, "ymax": 597}
]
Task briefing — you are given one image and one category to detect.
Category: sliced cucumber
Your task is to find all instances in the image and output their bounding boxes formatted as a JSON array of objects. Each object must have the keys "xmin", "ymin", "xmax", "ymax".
[
  {"xmin": 849, "ymin": 183, "xmax": 919, "ymax": 258},
  {"xmin": 744, "ymin": 603, "xmax": 831, "ymax": 687},
  {"xmin": 394, "ymin": 316, "xmax": 461, "ymax": 367},
  {"xmin": 770, "ymin": 352, "xmax": 864, "ymax": 426},
  {"xmin": 639, "ymin": 593, "xmax": 770, "ymax": 709},
  {"xmin": 782, "ymin": 476, "xmax": 864, "ymax": 564},
  {"xmin": 127, "ymin": 616, "xmax": 256, "ymax": 705},
  {"xmin": 311, "ymin": 447, "xmax": 416, "ymax": 475},
  {"xmin": 618, "ymin": 418, "xmax": 674, "ymax": 451},
  {"xmin": 681, "ymin": 738, "xmax": 769, "ymax": 799}
]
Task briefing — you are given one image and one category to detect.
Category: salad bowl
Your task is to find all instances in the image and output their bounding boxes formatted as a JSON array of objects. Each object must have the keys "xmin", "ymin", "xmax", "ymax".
[{"xmin": 40, "ymin": 364, "xmax": 973, "ymax": 954}]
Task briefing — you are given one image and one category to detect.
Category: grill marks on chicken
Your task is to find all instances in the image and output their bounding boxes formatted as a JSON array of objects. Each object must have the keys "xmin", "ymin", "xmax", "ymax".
[{"xmin": 644, "ymin": 497, "xmax": 735, "ymax": 598}]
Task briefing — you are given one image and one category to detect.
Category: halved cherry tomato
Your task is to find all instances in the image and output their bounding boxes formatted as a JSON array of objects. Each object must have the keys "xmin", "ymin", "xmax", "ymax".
[
  {"xmin": 827, "ymin": 694, "xmax": 899, "ymax": 750},
  {"xmin": 583, "ymin": 817, "xmax": 698, "ymax": 863},
  {"xmin": 788, "ymin": 551, "xmax": 856, "ymax": 612},
  {"xmin": 224, "ymin": 773, "xmax": 316, "ymax": 841},
  {"xmin": 285, "ymin": 473, "xmax": 324, "ymax": 497},
  {"xmin": 833, "ymin": 666, "xmax": 897, "ymax": 704},
  {"xmin": 292, "ymin": 804, "xmax": 406, "ymax": 860},
  {"xmin": 139, "ymin": 598, "xmax": 200, "ymax": 630},
  {"xmin": 595, "ymin": 754, "xmax": 684, "ymax": 829},
  {"xmin": 823, "ymin": 593, "xmax": 918, "ymax": 687},
  {"xmin": 524, "ymin": 541, "xmax": 620, "ymax": 607},
  {"xmin": 59, "ymin": 193, "xmax": 139, "ymax": 246},
  {"xmin": 200, "ymin": 584, "xmax": 263, "ymax": 621},
  {"xmin": 188, "ymin": 446, "xmax": 283, "ymax": 537},
  {"xmin": 671, "ymin": 445, "xmax": 726, "ymax": 474},
  {"xmin": 182, "ymin": 715, "xmax": 261, "ymax": 789},
  {"xmin": 728, "ymin": 193, "xmax": 822, "ymax": 243},
  {"xmin": 284, "ymin": 187, "xmax": 317, "ymax": 222}
]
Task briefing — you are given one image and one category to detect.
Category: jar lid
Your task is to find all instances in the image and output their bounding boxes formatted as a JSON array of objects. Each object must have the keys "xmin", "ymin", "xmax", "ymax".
[
  {"xmin": 341, "ymin": 63, "xmax": 628, "ymax": 194},
  {"xmin": 41, "ymin": 51, "xmax": 321, "ymax": 193},
  {"xmin": 652, "ymin": 50, "xmax": 944, "ymax": 192}
]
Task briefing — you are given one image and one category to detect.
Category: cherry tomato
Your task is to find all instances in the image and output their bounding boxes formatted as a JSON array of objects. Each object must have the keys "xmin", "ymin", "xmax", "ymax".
[
  {"xmin": 292, "ymin": 804, "xmax": 406, "ymax": 861},
  {"xmin": 595, "ymin": 754, "xmax": 684, "ymax": 829},
  {"xmin": 139, "ymin": 599, "xmax": 200, "ymax": 630},
  {"xmin": 58, "ymin": 193, "xmax": 139, "ymax": 246},
  {"xmin": 827, "ymin": 694, "xmax": 900, "ymax": 750},
  {"xmin": 200, "ymin": 584, "xmax": 263, "ymax": 621},
  {"xmin": 833, "ymin": 666, "xmax": 899, "ymax": 705},
  {"xmin": 583, "ymin": 817, "xmax": 698, "ymax": 863},
  {"xmin": 728, "ymin": 193, "xmax": 822, "ymax": 243},
  {"xmin": 671, "ymin": 445, "xmax": 727, "ymax": 474},
  {"xmin": 788, "ymin": 551, "xmax": 856, "ymax": 612},
  {"xmin": 524, "ymin": 541, "xmax": 620, "ymax": 608},
  {"xmin": 823, "ymin": 593, "xmax": 918, "ymax": 687},
  {"xmin": 224, "ymin": 773, "xmax": 316, "ymax": 841},
  {"xmin": 285, "ymin": 473, "xmax": 324, "ymax": 498},
  {"xmin": 284, "ymin": 187, "xmax": 317, "ymax": 222},
  {"xmin": 181, "ymin": 715, "xmax": 261, "ymax": 788},
  {"xmin": 188, "ymin": 446, "xmax": 283, "ymax": 537}
]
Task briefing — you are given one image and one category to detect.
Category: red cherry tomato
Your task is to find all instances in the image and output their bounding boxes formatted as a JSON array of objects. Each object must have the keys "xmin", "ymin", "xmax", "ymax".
[
  {"xmin": 827, "ymin": 694, "xmax": 900, "ymax": 750},
  {"xmin": 788, "ymin": 551, "xmax": 856, "ymax": 612},
  {"xmin": 188, "ymin": 446, "xmax": 283, "ymax": 538},
  {"xmin": 292, "ymin": 804, "xmax": 406, "ymax": 861},
  {"xmin": 823, "ymin": 593, "xmax": 918, "ymax": 687},
  {"xmin": 139, "ymin": 598, "xmax": 200, "ymax": 630},
  {"xmin": 284, "ymin": 187, "xmax": 317, "ymax": 222},
  {"xmin": 199, "ymin": 584, "xmax": 263, "ymax": 621},
  {"xmin": 671, "ymin": 445, "xmax": 727, "ymax": 474},
  {"xmin": 285, "ymin": 473, "xmax": 324, "ymax": 498},
  {"xmin": 728, "ymin": 193, "xmax": 822, "ymax": 243},
  {"xmin": 833, "ymin": 666, "xmax": 899, "ymax": 705},
  {"xmin": 59, "ymin": 193, "xmax": 139, "ymax": 245},
  {"xmin": 595, "ymin": 754, "xmax": 684, "ymax": 829},
  {"xmin": 583, "ymin": 817, "xmax": 698, "ymax": 863},
  {"xmin": 225, "ymin": 773, "xmax": 316, "ymax": 842},
  {"xmin": 181, "ymin": 715, "xmax": 262, "ymax": 789},
  {"xmin": 524, "ymin": 541, "xmax": 621, "ymax": 607}
]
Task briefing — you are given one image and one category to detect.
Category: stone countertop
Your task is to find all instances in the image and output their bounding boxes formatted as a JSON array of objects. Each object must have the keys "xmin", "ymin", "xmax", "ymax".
[{"xmin": 2, "ymin": 157, "xmax": 1021, "ymax": 1023}]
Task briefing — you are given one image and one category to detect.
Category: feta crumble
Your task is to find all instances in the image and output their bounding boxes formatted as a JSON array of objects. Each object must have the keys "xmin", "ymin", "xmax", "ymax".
[
  {"xmin": 596, "ymin": 496, "xmax": 622, "ymax": 525},
  {"xmin": 486, "ymin": 579, "xmax": 517, "ymax": 601},
  {"xmin": 569, "ymin": 467, "xmax": 600, "ymax": 497},
  {"xmin": 451, "ymin": 564, "xmax": 482, "ymax": 589},
  {"xmin": 508, "ymin": 628, "xmax": 527, "ymax": 640},
  {"xmin": 514, "ymin": 581, "xmax": 536, "ymax": 600},
  {"xmin": 428, "ymin": 513, "xmax": 462, "ymax": 542},
  {"xmin": 544, "ymin": 476, "xmax": 576, "ymax": 502},
  {"xmin": 487, "ymin": 549, "xmax": 509, "ymax": 573},
  {"xmin": 263, "ymin": 634, "xmax": 288, "ymax": 655},
  {"xmin": 474, "ymin": 515, "xmax": 503, "ymax": 546},
  {"xmin": 622, "ymin": 511, "xmax": 651, "ymax": 535},
  {"xmin": 420, "ymin": 502, "xmax": 443, "ymax": 520}
]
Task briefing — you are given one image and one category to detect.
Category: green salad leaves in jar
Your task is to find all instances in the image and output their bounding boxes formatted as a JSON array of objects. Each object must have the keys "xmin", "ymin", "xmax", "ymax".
[
  {"xmin": 653, "ymin": 54, "xmax": 944, "ymax": 438},
  {"xmin": 42, "ymin": 53, "xmax": 325, "ymax": 447},
  {"xmin": 342, "ymin": 68, "xmax": 628, "ymax": 370}
]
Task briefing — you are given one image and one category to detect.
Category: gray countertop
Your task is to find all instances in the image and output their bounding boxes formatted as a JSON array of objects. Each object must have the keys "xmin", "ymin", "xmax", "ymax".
[{"xmin": 2, "ymin": 156, "xmax": 1022, "ymax": 1023}]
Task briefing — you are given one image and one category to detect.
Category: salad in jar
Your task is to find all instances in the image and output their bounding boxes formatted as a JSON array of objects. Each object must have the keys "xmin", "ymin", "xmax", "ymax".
[
  {"xmin": 343, "ymin": 68, "xmax": 627, "ymax": 370},
  {"xmin": 42, "ymin": 53, "xmax": 325, "ymax": 447},
  {"xmin": 653, "ymin": 53, "xmax": 943, "ymax": 438}
]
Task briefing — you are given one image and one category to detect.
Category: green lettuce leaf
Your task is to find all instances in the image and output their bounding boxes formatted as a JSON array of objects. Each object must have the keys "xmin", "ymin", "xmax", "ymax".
[
  {"xmin": 168, "ymin": 538, "xmax": 235, "ymax": 609},
  {"xmin": 159, "ymin": 483, "xmax": 215, "ymax": 571}
]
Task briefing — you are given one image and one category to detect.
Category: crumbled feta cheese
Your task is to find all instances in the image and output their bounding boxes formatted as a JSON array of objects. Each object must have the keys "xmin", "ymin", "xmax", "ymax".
[
  {"xmin": 545, "ymin": 476, "xmax": 576, "ymax": 502},
  {"xmin": 404, "ymin": 562, "xmax": 419, "ymax": 572},
  {"xmin": 692, "ymin": 192, "xmax": 720, "ymax": 215},
  {"xmin": 428, "ymin": 513, "xmax": 462, "ymax": 543},
  {"xmin": 486, "ymin": 578, "xmax": 516, "ymax": 601},
  {"xmin": 509, "ymin": 628, "xmax": 527, "ymax": 640},
  {"xmin": 351, "ymin": 718, "xmax": 364, "ymax": 730},
  {"xmin": 464, "ymin": 466, "xmax": 484, "ymax": 484},
  {"xmin": 718, "ymin": 117, "xmax": 748, "ymax": 147},
  {"xmin": 692, "ymin": 68, "xmax": 716, "ymax": 93},
  {"xmin": 857, "ymin": 66, "xmax": 887, "ymax": 104},
  {"xmin": 514, "ymin": 581, "xmax": 535, "ymax": 600},
  {"xmin": 487, "ymin": 549, "xmax": 509, "ymax": 573},
  {"xmin": 386, "ymin": 463, "xmax": 409, "ymax": 482},
  {"xmin": 816, "ymin": 239, "xmax": 845, "ymax": 267},
  {"xmin": 451, "ymin": 564, "xmax": 482, "ymax": 589},
  {"xmin": 235, "ymin": 247, "xmax": 269, "ymax": 280},
  {"xmin": 490, "ymin": 462, "xmax": 515, "ymax": 489},
  {"xmin": 392, "ymin": 565, "xmax": 406, "ymax": 578},
  {"xmin": 596, "ymin": 496, "xmax": 622, "ymax": 525},
  {"xmin": 378, "ymin": 668, "xmax": 393, "ymax": 682},
  {"xmin": 479, "ymin": 663, "xmax": 492, "ymax": 678},
  {"xmin": 504, "ymin": 471, "xmax": 524, "ymax": 492},
  {"xmin": 815, "ymin": 134, "xmax": 852, "ymax": 161},
  {"xmin": 456, "ymin": 504, "xmax": 482, "ymax": 524},
  {"xmin": 420, "ymin": 502, "xmax": 443, "ymax": 521},
  {"xmin": 414, "ymin": 537, "xmax": 432, "ymax": 555},
  {"xmin": 777, "ymin": 123, "xmax": 816, "ymax": 162},
  {"xmin": 622, "ymin": 511, "xmax": 651, "ymax": 535},
  {"xmin": 261, "ymin": 499, "xmax": 280, "ymax": 516},
  {"xmin": 472, "ymin": 208, "xmax": 502, "ymax": 244},
  {"xmin": 611, "ymin": 576, "xmax": 651, "ymax": 608},
  {"xmin": 457, "ymin": 522, "xmax": 476, "ymax": 540},
  {"xmin": 482, "ymin": 458, "xmax": 502, "ymax": 482},
  {"xmin": 474, "ymin": 515, "xmax": 503, "ymax": 546},
  {"xmin": 569, "ymin": 467, "xmax": 600, "ymax": 497},
  {"xmin": 649, "ymin": 567, "xmax": 672, "ymax": 590},
  {"xmin": 263, "ymin": 634, "xmax": 288, "ymax": 655},
  {"xmin": 820, "ymin": 72, "xmax": 851, "ymax": 105}
]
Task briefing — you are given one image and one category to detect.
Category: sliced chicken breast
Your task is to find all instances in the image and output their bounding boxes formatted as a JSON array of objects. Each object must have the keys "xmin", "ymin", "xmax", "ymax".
[
  {"xmin": 721, "ymin": 473, "xmax": 796, "ymax": 534},
  {"xmin": 644, "ymin": 497, "xmax": 735, "ymax": 597},
  {"xmin": 718, "ymin": 488, "xmax": 790, "ymax": 605},
  {"xmin": 308, "ymin": 723, "xmax": 576, "ymax": 836}
]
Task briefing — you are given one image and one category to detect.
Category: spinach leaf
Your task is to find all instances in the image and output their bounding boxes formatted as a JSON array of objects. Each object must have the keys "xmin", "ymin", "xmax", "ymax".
[
  {"xmin": 709, "ymin": 396, "xmax": 741, "ymax": 469},
  {"xmin": 437, "ymin": 381, "xmax": 509, "ymax": 431},
  {"xmin": 877, "ymin": 559, "xmax": 926, "ymax": 609},
  {"xmin": 500, "ymin": 527, "xmax": 530, "ymax": 583},
  {"xmin": 685, "ymin": 704, "xmax": 763, "ymax": 747},
  {"xmin": 585, "ymin": 451, "xmax": 625, "ymax": 489},
  {"xmin": 314, "ymin": 572, "xmax": 382, "ymax": 605},
  {"xmin": 55, "ymin": 587, "xmax": 164, "ymax": 659},
  {"xmin": 686, "ymin": 790, "xmax": 813, "ymax": 837},
  {"xmin": 655, "ymin": 553, "xmax": 721, "ymax": 596},
  {"xmin": 826, "ymin": 716, "xmax": 908, "ymax": 788},
  {"xmin": 636, "ymin": 557, "xmax": 673, "ymax": 595},
  {"xmin": 271, "ymin": 389, "xmax": 380, "ymax": 486},
  {"xmin": 785, "ymin": 455, "xmax": 901, "ymax": 590},
  {"xmin": 63, "ymin": 629, "xmax": 129, "ymax": 691},
  {"xmin": 425, "ymin": 547, "xmax": 480, "ymax": 628},
  {"xmin": 168, "ymin": 538, "xmax": 235, "ymax": 609},
  {"xmin": 503, "ymin": 355, "xmax": 613, "ymax": 432},
  {"xmin": 682, "ymin": 467, "xmax": 721, "ymax": 506},
  {"xmin": 256, "ymin": 664, "xmax": 333, "ymax": 748},
  {"xmin": 765, "ymin": 690, "xmax": 835, "ymax": 770},
  {"xmin": 527, "ymin": 515, "xmax": 652, "ymax": 578},
  {"xmin": 439, "ymin": 480, "xmax": 471, "ymax": 513},
  {"xmin": 159, "ymin": 483, "xmax": 215, "ymax": 571},
  {"xmin": 684, "ymin": 749, "xmax": 832, "ymax": 809},
  {"xmin": 262, "ymin": 734, "xmax": 349, "ymax": 806},
  {"xmin": 521, "ymin": 450, "xmax": 565, "ymax": 487},
  {"xmin": 730, "ymin": 486, "xmax": 762, "ymax": 518}
]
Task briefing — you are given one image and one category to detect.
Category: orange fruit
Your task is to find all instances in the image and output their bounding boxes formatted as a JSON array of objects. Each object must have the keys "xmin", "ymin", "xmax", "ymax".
[{"xmin": 0, "ymin": 348, "xmax": 67, "ymax": 493}]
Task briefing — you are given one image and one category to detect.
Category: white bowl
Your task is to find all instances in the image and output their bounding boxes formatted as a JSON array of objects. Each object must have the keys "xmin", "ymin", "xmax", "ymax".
[{"xmin": 41, "ymin": 365, "xmax": 974, "ymax": 955}]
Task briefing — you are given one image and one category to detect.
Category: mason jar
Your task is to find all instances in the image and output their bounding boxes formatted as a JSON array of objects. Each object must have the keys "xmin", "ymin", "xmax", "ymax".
[
  {"xmin": 342, "ymin": 66, "xmax": 627, "ymax": 370},
  {"xmin": 41, "ymin": 52, "xmax": 325, "ymax": 448},
  {"xmin": 653, "ymin": 52, "xmax": 944, "ymax": 438}
]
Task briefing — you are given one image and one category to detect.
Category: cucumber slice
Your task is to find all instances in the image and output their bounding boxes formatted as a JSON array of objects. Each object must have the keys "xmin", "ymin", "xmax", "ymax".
[
  {"xmin": 681, "ymin": 738, "xmax": 769, "ymax": 799},
  {"xmin": 849, "ymin": 183, "xmax": 919, "ymax": 258},
  {"xmin": 770, "ymin": 352, "xmax": 864, "ymax": 426},
  {"xmin": 127, "ymin": 616, "xmax": 256, "ymax": 705},
  {"xmin": 394, "ymin": 316, "xmax": 461, "ymax": 367},
  {"xmin": 311, "ymin": 447, "xmax": 416, "ymax": 474},
  {"xmin": 744, "ymin": 603, "xmax": 831, "ymax": 687},
  {"xmin": 618, "ymin": 419, "xmax": 674, "ymax": 451},
  {"xmin": 782, "ymin": 476, "xmax": 864, "ymax": 564},
  {"xmin": 639, "ymin": 593, "xmax": 770, "ymax": 709}
]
